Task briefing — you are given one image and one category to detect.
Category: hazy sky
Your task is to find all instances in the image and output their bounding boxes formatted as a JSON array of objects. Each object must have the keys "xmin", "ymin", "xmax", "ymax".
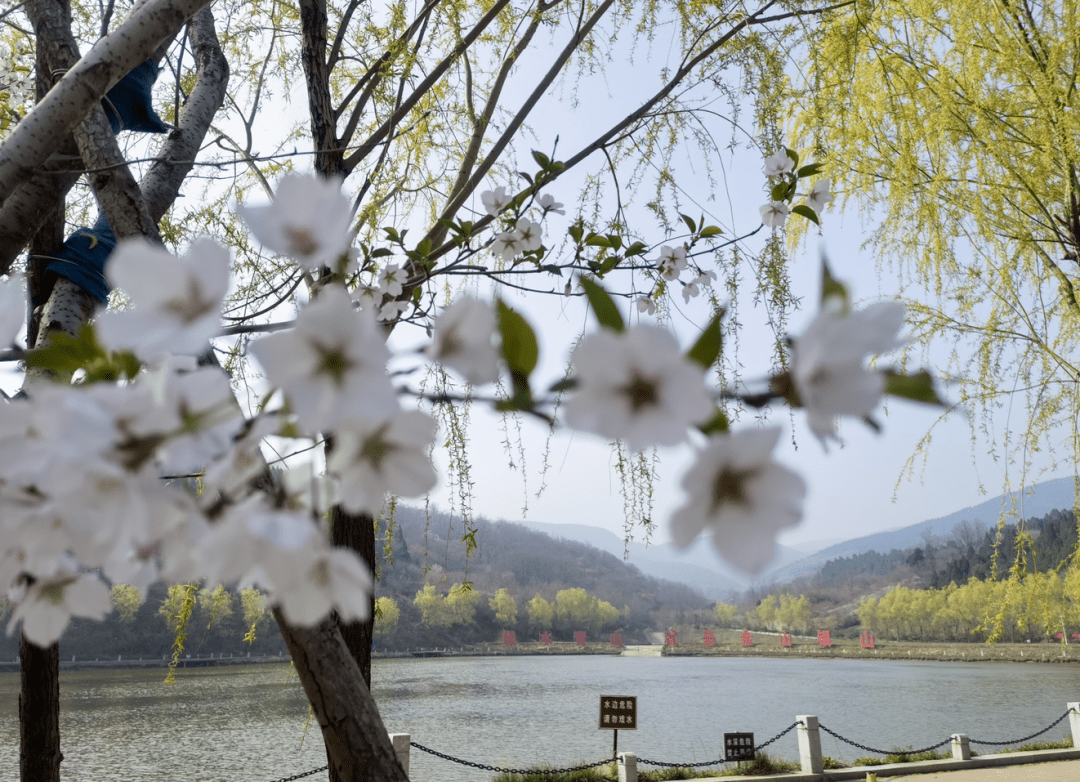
[{"xmin": 416, "ymin": 25, "xmax": 1070, "ymax": 560}]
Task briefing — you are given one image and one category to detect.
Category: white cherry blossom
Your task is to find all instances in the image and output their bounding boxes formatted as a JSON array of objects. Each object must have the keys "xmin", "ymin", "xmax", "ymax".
[
  {"xmin": 792, "ymin": 301, "xmax": 906, "ymax": 443},
  {"xmin": 763, "ymin": 151, "xmax": 795, "ymax": 177},
  {"xmin": 537, "ymin": 194, "xmax": 564, "ymax": 215},
  {"xmin": 635, "ymin": 296, "xmax": 656, "ymax": 315},
  {"xmin": 514, "ymin": 218, "xmax": 543, "ymax": 252},
  {"xmin": 805, "ymin": 177, "xmax": 834, "ymax": 214},
  {"xmin": 563, "ymin": 325, "xmax": 713, "ymax": 451},
  {"xmin": 238, "ymin": 174, "xmax": 353, "ymax": 268},
  {"xmin": 273, "ymin": 547, "xmax": 373, "ymax": 627},
  {"xmin": 377, "ymin": 264, "xmax": 407, "ymax": 298},
  {"xmin": 491, "ymin": 229, "xmax": 522, "ymax": 260},
  {"xmin": 670, "ymin": 427, "xmax": 805, "ymax": 576},
  {"xmin": 481, "ymin": 187, "xmax": 511, "ymax": 217},
  {"xmin": 759, "ymin": 201, "xmax": 789, "ymax": 228},
  {"xmin": 250, "ymin": 286, "xmax": 397, "ymax": 432},
  {"xmin": 328, "ymin": 410, "xmax": 438, "ymax": 515},
  {"xmin": 426, "ymin": 297, "xmax": 499, "ymax": 384},
  {"xmin": 378, "ymin": 299, "xmax": 410, "ymax": 322},
  {"xmin": 97, "ymin": 239, "xmax": 230, "ymax": 363},
  {"xmin": 657, "ymin": 245, "xmax": 687, "ymax": 281},
  {"xmin": 7, "ymin": 559, "xmax": 112, "ymax": 647}
]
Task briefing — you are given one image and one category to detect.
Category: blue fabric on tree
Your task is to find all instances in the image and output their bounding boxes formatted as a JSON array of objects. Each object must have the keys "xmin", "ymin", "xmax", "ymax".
[
  {"xmin": 43, "ymin": 213, "xmax": 117, "ymax": 304},
  {"xmin": 102, "ymin": 60, "xmax": 170, "ymax": 134}
]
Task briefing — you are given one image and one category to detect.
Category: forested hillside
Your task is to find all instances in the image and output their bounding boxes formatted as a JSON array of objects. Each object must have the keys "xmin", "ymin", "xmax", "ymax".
[
  {"xmin": 0, "ymin": 506, "xmax": 712, "ymax": 660},
  {"xmin": 373, "ymin": 506, "xmax": 712, "ymax": 649},
  {"xmin": 728, "ymin": 509, "xmax": 1080, "ymax": 643}
]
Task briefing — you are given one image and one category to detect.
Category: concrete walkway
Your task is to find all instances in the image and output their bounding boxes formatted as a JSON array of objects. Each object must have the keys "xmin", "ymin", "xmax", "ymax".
[{"xmin": 886, "ymin": 758, "xmax": 1080, "ymax": 781}]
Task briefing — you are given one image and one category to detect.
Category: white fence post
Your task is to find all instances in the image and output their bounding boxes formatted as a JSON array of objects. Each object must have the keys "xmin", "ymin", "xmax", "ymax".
[
  {"xmin": 1069, "ymin": 702, "xmax": 1080, "ymax": 748},
  {"xmin": 951, "ymin": 734, "xmax": 971, "ymax": 760},
  {"xmin": 796, "ymin": 715, "xmax": 823, "ymax": 774},
  {"xmin": 618, "ymin": 751, "xmax": 637, "ymax": 782},
  {"xmin": 389, "ymin": 733, "xmax": 410, "ymax": 777}
]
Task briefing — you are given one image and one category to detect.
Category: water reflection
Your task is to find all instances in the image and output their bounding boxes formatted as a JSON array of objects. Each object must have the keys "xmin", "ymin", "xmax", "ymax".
[{"xmin": 1, "ymin": 656, "xmax": 1077, "ymax": 782}]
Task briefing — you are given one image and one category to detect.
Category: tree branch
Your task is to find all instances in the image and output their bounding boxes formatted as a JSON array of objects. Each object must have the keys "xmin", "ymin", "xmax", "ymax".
[{"xmin": 0, "ymin": 0, "xmax": 215, "ymax": 204}]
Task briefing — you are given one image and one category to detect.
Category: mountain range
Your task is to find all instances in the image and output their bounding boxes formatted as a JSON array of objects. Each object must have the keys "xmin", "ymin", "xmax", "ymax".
[{"xmin": 519, "ymin": 475, "xmax": 1078, "ymax": 600}]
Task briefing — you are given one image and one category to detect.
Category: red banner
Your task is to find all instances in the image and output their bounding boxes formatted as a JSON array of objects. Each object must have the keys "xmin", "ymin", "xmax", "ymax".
[
  {"xmin": 817, "ymin": 630, "xmax": 832, "ymax": 648},
  {"xmin": 703, "ymin": 630, "xmax": 715, "ymax": 646},
  {"xmin": 575, "ymin": 631, "xmax": 586, "ymax": 647},
  {"xmin": 741, "ymin": 630, "xmax": 753, "ymax": 647}
]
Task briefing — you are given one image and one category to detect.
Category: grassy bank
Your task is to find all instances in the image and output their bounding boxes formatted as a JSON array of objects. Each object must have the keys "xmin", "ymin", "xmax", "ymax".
[{"xmin": 662, "ymin": 628, "xmax": 1080, "ymax": 664}]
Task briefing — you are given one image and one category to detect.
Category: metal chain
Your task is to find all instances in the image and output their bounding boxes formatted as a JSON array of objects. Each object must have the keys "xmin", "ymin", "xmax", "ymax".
[
  {"xmin": 263, "ymin": 710, "xmax": 1073, "ymax": 782},
  {"xmin": 818, "ymin": 723, "xmax": 952, "ymax": 756},
  {"xmin": 263, "ymin": 764, "xmax": 328, "ymax": 782},
  {"xmin": 969, "ymin": 711, "xmax": 1072, "ymax": 746},
  {"xmin": 639, "ymin": 722, "xmax": 799, "ymax": 768},
  {"xmin": 410, "ymin": 741, "xmax": 615, "ymax": 775}
]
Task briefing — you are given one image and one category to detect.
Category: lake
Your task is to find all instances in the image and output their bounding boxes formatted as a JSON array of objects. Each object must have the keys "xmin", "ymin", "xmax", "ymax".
[{"xmin": 1, "ymin": 655, "xmax": 1077, "ymax": 781}]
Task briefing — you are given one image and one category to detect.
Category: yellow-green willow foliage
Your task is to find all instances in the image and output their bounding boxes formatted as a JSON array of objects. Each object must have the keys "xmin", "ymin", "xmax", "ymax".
[
  {"xmin": 374, "ymin": 597, "xmax": 400, "ymax": 639},
  {"xmin": 527, "ymin": 594, "xmax": 553, "ymax": 629},
  {"xmin": 552, "ymin": 588, "xmax": 621, "ymax": 633},
  {"xmin": 753, "ymin": 593, "xmax": 811, "ymax": 632},
  {"xmin": 488, "ymin": 588, "xmax": 517, "ymax": 626},
  {"xmin": 413, "ymin": 583, "xmax": 478, "ymax": 628},
  {"xmin": 241, "ymin": 588, "xmax": 270, "ymax": 643},
  {"xmin": 791, "ymin": 0, "xmax": 1080, "ymax": 486},
  {"xmin": 713, "ymin": 601, "xmax": 738, "ymax": 626},
  {"xmin": 109, "ymin": 584, "xmax": 141, "ymax": 623},
  {"xmin": 791, "ymin": 0, "xmax": 1080, "ymax": 642},
  {"xmin": 858, "ymin": 567, "xmax": 1080, "ymax": 642}
]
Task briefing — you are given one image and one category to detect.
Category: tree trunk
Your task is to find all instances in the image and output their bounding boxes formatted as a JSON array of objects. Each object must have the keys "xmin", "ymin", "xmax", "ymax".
[
  {"xmin": 274, "ymin": 611, "xmax": 408, "ymax": 782},
  {"xmin": 331, "ymin": 506, "xmax": 376, "ymax": 688},
  {"xmin": 19, "ymin": 636, "xmax": 61, "ymax": 782}
]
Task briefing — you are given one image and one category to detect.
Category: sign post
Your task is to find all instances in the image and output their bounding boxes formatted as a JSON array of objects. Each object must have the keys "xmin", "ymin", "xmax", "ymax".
[{"xmin": 599, "ymin": 695, "xmax": 637, "ymax": 756}]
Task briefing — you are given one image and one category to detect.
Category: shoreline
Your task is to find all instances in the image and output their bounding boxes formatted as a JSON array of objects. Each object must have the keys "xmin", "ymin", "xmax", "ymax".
[{"xmin": 3, "ymin": 637, "xmax": 1078, "ymax": 674}]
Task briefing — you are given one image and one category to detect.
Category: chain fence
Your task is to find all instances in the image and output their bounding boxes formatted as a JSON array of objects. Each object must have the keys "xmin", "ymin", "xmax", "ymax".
[
  {"xmin": 969, "ymin": 710, "xmax": 1073, "ymax": 747},
  {"xmin": 638, "ymin": 721, "xmax": 799, "ymax": 768},
  {"xmin": 820, "ymin": 709, "xmax": 1075, "ymax": 757},
  {"xmin": 410, "ymin": 742, "xmax": 616, "ymax": 776},
  {"xmin": 265, "ymin": 764, "xmax": 328, "ymax": 782},
  {"xmin": 264, "ymin": 708, "xmax": 1077, "ymax": 782}
]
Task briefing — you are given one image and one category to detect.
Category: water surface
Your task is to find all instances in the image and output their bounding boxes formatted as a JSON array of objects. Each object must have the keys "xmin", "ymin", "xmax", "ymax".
[{"xmin": 1, "ymin": 655, "xmax": 1076, "ymax": 781}]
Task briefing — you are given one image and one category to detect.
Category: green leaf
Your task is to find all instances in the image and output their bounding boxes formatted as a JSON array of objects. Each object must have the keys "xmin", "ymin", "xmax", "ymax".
[
  {"xmin": 625, "ymin": 241, "xmax": 647, "ymax": 256},
  {"xmin": 531, "ymin": 150, "xmax": 551, "ymax": 168},
  {"xmin": 584, "ymin": 233, "xmax": 612, "ymax": 248},
  {"xmin": 770, "ymin": 182, "xmax": 791, "ymax": 202},
  {"xmin": 680, "ymin": 213, "xmax": 697, "ymax": 233},
  {"xmin": 496, "ymin": 299, "xmax": 539, "ymax": 379},
  {"xmin": 686, "ymin": 311, "xmax": 724, "ymax": 370},
  {"xmin": 370, "ymin": 248, "xmax": 394, "ymax": 258},
  {"xmin": 883, "ymin": 369, "xmax": 946, "ymax": 406},
  {"xmin": 25, "ymin": 325, "xmax": 107, "ymax": 375},
  {"xmin": 791, "ymin": 204, "xmax": 820, "ymax": 225},
  {"xmin": 699, "ymin": 225, "xmax": 723, "ymax": 238},
  {"xmin": 785, "ymin": 147, "xmax": 800, "ymax": 168},
  {"xmin": 578, "ymin": 276, "xmax": 625, "ymax": 332},
  {"xmin": 820, "ymin": 258, "xmax": 850, "ymax": 312},
  {"xmin": 568, "ymin": 222, "xmax": 585, "ymax": 244},
  {"xmin": 698, "ymin": 408, "xmax": 730, "ymax": 436},
  {"xmin": 796, "ymin": 162, "xmax": 826, "ymax": 178},
  {"xmin": 605, "ymin": 234, "xmax": 622, "ymax": 251},
  {"xmin": 597, "ymin": 256, "xmax": 620, "ymax": 276}
]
